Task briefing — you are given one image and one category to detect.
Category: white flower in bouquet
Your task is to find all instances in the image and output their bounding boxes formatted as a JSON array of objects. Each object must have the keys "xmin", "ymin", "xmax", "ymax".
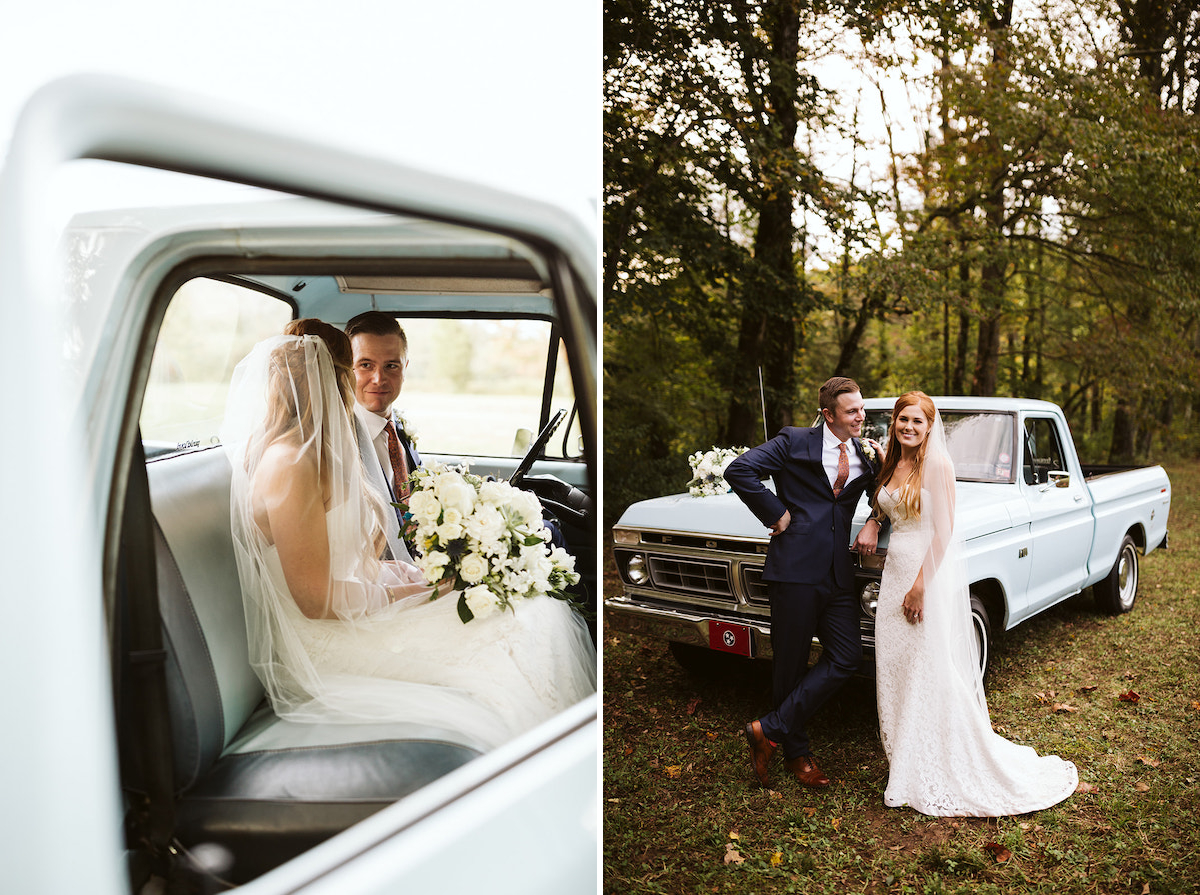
[
  {"xmin": 463, "ymin": 584, "xmax": 500, "ymax": 619},
  {"xmin": 397, "ymin": 462, "xmax": 583, "ymax": 624},
  {"xmin": 687, "ymin": 446, "xmax": 750, "ymax": 497},
  {"xmin": 407, "ymin": 490, "xmax": 441, "ymax": 524},
  {"xmin": 436, "ymin": 477, "xmax": 476, "ymax": 516},
  {"xmin": 479, "ymin": 479, "xmax": 511, "ymax": 507},
  {"xmin": 458, "ymin": 552, "xmax": 489, "ymax": 585},
  {"xmin": 507, "ymin": 489, "xmax": 544, "ymax": 526}
]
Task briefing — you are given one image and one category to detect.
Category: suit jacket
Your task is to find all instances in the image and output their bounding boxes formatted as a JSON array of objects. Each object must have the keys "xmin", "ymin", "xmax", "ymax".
[{"xmin": 724, "ymin": 425, "xmax": 878, "ymax": 588}]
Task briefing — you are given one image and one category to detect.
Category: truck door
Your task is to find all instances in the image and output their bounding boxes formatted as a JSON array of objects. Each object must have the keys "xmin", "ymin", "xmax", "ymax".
[{"xmin": 1020, "ymin": 415, "xmax": 1092, "ymax": 611}]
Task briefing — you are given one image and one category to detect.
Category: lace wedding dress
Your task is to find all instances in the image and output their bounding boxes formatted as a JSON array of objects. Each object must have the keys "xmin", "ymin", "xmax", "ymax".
[
  {"xmin": 874, "ymin": 482, "xmax": 1077, "ymax": 816},
  {"xmin": 223, "ymin": 333, "xmax": 596, "ymax": 749}
]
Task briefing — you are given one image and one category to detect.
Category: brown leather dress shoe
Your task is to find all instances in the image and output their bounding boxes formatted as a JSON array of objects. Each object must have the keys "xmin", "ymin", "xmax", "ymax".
[
  {"xmin": 785, "ymin": 754, "xmax": 831, "ymax": 788},
  {"xmin": 743, "ymin": 720, "xmax": 776, "ymax": 787}
]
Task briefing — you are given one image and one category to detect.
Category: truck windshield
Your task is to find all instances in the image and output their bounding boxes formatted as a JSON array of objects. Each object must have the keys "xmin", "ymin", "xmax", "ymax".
[{"xmin": 864, "ymin": 410, "xmax": 1014, "ymax": 483}]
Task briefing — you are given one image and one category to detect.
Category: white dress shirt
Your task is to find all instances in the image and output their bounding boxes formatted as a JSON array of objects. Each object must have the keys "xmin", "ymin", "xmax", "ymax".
[
  {"xmin": 821, "ymin": 424, "xmax": 864, "ymax": 490},
  {"xmin": 353, "ymin": 403, "xmax": 395, "ymax": 490}
]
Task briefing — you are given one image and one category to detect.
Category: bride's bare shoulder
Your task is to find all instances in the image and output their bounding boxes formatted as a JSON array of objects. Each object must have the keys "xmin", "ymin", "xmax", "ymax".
[{"xmin": 255, "ymin": 438, "xmax": 320, "ymax": 495}]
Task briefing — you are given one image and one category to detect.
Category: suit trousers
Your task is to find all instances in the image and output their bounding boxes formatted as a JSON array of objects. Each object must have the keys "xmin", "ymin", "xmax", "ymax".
[{"xmin": 759, "ymin": 579, "xmax": 863, "ymax": 759}]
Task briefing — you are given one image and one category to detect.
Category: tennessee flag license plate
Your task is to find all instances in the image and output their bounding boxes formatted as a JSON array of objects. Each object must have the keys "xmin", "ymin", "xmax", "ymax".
[{"xmin": 708, "ymin": 620, "xmax": 755, "ymax": 657}]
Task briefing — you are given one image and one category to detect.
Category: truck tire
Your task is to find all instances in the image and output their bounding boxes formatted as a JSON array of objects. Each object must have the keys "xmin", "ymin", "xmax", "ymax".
[
  {"xmin": 969, "ymin": 591, "xmax": 993, "ymax": 684},
  {"xmin": 1094, "ymin": 533, "xmax": 1139, "ymax": 615}
]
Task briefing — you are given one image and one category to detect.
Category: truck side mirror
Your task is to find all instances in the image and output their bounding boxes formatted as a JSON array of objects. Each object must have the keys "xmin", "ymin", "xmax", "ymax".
[{"xmin": 1048, "ymin": 470, "xmax": 1070, "ymax": 489}]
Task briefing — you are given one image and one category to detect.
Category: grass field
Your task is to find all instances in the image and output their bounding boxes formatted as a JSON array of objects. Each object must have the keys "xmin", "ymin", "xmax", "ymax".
[{"xmin": 602, "ymin": 462, "xmax": 1200, "ymax": 894}]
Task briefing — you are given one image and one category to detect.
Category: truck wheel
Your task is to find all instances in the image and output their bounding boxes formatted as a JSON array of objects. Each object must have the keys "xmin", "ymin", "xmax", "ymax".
[
  {"xmin": 1094, "ymin": 533, "xmax": 1139, "ymax": 615},
  {"xmin": 969, "ymin": 591, "xmax": 993, "ymax": 684}
]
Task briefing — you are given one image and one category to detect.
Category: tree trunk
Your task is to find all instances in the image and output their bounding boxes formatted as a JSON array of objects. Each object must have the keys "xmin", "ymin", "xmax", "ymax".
[
  {"xmin": 1109, "ymin": 402, "xmax": 1136, "ymax": 463},
  {"xmin": 723, "ymin": 1, "xmax": 802, "ymax": 445},
  {"xmin": 952, "ymin": 307, "xmax": 970, "ymax": 396}
]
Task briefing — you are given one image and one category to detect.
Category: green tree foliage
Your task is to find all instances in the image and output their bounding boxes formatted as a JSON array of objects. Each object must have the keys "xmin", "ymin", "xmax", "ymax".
[{"xmin": 605, "ymin": 0, "xmax": 1200, "ymax": 519}]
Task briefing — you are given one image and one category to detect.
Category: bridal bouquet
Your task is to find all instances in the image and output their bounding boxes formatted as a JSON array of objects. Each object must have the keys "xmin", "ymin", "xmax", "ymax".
[
  {"xmin": 687, "ymin": 446, "xmax": 749, "ymax": 497},
  {"xmin": 399, "ymin": 462, "xmax": 580, "ymax": 623}
]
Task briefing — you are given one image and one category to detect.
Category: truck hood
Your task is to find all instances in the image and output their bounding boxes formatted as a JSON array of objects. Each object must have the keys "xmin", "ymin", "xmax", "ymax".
[
  {"xmin": 614, "ymin": 490, "xmax": 770, "ymax": 540},
  {"xmin": 614, "ymin": 480, "xmax": 1017, "ymax": 543}
]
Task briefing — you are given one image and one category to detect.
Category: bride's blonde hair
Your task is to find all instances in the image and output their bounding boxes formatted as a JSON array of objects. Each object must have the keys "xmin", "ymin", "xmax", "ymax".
[{"xmin": 873, "ymin": 391, "xmax": 937, "ymax": 519}]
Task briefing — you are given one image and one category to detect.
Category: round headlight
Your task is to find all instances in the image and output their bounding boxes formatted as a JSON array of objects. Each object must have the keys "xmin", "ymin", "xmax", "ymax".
[
  {"xmin": 627, "ymin": 553, "xmax": 649, "ymax": 585},
  {"xmin": 859, "ymin": 580, "xmax": 880, "ymax": 619}
]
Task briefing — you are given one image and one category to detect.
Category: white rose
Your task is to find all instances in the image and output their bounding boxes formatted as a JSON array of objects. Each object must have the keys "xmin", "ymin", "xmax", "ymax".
[
  {"xmin": 479, "ymin": 479, "xmax": 512, "ymax": 507},
  {"xmin": 407, "ymin": 490, "xmax": 442, "ymax": 524},
  {"xmin": 438, "ymin": 479, "xmax": 477, "ymax": 515},
  {"xmin": 464, "ymin": 584, "xmax": 500, "ymax": 619},
  {"xmin": 418, "ymin": 550, "xmax": 450, "ymax": 582},
  {"xmin": 459, "ymin": 552, "xmax": 489, "ymax": 585},
  {"xmin": 465, "ymin": 506, "xmax": 506, "ymax": 544},
  {"xmin": 508, "ymin": 489, "xmax": 543, "ymax": 526},
  {"xmin": 436, "ymin": 520, "xmax": 464, "ymax": 542}
]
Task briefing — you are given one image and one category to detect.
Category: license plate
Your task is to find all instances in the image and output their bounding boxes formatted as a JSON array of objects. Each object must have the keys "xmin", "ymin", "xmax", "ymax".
[{"xmin": 708, "ymin": 620, "xmax": 754, "ymax": 657}]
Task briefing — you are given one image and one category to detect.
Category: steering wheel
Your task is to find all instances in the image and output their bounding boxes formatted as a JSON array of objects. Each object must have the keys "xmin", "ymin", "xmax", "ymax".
[{"xmin": 509, "ymin": 408, "xmax": 568, "ymax": 490}]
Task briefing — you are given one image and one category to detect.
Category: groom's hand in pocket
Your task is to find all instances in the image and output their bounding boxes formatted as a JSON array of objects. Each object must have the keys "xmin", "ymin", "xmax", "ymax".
[{"xmin": 769, "ymin": 510, "xmax": 791, "ymax": 536}]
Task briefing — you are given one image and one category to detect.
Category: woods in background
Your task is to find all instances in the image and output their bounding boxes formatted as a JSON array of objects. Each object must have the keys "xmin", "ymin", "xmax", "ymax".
[{"xmin": 605, "ymin": 0, "xmax": 1200, "ymax": 520}]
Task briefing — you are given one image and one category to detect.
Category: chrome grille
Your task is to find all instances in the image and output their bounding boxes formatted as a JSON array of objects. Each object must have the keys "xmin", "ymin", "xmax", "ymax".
[
  {"xmin": 648, "ymin": 556, "xmax": 732, "ymax": 597},
  {"xmin": 741, "ymin": 567, "xmax": 770, "ymax": 605}
]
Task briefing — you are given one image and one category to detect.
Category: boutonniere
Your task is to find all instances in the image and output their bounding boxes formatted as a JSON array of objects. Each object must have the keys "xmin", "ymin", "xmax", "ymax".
[
  {"xmin": 859, "ymin": 438, "xmax": 877, "ymax": 464},
  {"xmin": 395, "ymin": 410, "xmax": 418, "ymax": 446}
]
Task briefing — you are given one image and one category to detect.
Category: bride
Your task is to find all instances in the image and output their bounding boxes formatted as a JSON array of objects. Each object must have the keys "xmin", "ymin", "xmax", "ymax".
[
  {"xmin": 872, "ymin": 391, "xmax": 1078, "ymax": 816},
  {"xmin": 219, "ymin": 319, "xmax": 596, "ymax": 747}
]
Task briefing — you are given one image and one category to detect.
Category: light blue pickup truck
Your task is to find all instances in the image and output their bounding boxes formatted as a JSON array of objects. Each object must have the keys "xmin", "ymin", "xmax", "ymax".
[
  {"xmin": 609, "ymin": 396, "xmax": 1171, "ymax": 680},
  {"xmin": 0, "ymin": 76, "xmax": 597, "ymax": 895}
]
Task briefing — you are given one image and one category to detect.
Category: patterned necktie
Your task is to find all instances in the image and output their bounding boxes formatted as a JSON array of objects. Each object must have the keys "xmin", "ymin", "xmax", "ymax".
[
  {"xmin": 832, "ymin": 442, "xmax": 849, "ymax": 497},
  {"xmin": 385, "ymin": 421, "xmax": 410, "ymax": 502}
]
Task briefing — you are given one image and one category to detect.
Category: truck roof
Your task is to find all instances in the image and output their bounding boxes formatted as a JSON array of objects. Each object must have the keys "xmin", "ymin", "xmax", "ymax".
[{"xmin": 863, "ymin": 395, "xmax": 1063, "ymax": 414}]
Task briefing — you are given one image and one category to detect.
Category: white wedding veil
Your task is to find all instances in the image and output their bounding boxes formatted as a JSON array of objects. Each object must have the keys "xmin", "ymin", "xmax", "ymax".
[
  {"xmin": 219, "ymin": 333, "xmax": 510, "ymax": 737},
  {"xmin": 918, "ymin": 406, "xmax": 988, "ymax": 713}
]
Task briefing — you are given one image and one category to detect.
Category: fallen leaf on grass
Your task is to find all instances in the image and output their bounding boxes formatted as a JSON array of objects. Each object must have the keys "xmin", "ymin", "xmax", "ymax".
[
  {"xmin": 1136, "ymin": 756, "xmax": 1160, "ymax": 768},
  {"xmin": 723, "ymin": 843, "xmax": 745, "ymax": 865},
  {"xmin": 728, "ymin": 831, "xmax": 740, "ymax": 841},
  {"xmin": 1191, "ymin": 701, "xmax": 1200, "ymax": 711},
  {"xmin": 1119, "ymin": 690, "xmax": 1140, "ymax": 704},
  {"xmin": 623, "ymin": 745, "xmax": 633, "ymax": 756},
  {"xmin": 1135, "ymin": 782, "xmax": 1150, "ymax": 792},
  {"xmin": 1142, "ymin": 884, "xmax": 1151, "ymax": 894},
  {"xmin": 831, "ymin": 817, "xmax": 841, "ymax": 831},
  {"xmin": 686, "ymin": 697, "xmax": 701, "ymax": 716},
  {"xmin": 1075, "ymin": 782, "xmax": 1100, "ymax": 794},
  {"xmin": 706, "ymin": 731, "xmax": 719, "ymax": 740},
  {"xmin": 1052, "ymin": 702, "xmax": 1078, "ymax": 713},
  {"xmin": 1077, "ymin": 685, "xmax": 1098, "ymax": 694},
  {"xmin": 665, "ymin": 765, "xmax": 682, "ymax": 779},
  {"xmin": 982, "ymin": 842, "xmax": 1012, "ymax": 863},
  {"xmin": 803, "ymin": 807, "xmax": 817, "ymax": 817},
  {"xmin": 769, "ymin": 790, "xmax": 783, "ymax": 800},
  {"xmin": 770, "ymin": 852, "xmax": 782, "ymax": 866},
  {"xmin": 888, "ymin": 845, "xmax": 903, "ymax": 851}
]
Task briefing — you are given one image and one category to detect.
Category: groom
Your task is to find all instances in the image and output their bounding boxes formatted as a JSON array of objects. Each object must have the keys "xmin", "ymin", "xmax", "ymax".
[
  {"xmin": 725, "ymin": 376, "xmax": 881, "ymax": 789},
  {"xmin": 345, "ymin": 311, "xmax": 421, "ymax": 561}
]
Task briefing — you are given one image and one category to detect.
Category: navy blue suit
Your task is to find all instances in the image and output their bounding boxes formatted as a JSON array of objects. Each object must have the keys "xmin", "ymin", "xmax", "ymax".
[{"xmin": 725, "ymin": 425, "xmax": 878, "ymax": 760}]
